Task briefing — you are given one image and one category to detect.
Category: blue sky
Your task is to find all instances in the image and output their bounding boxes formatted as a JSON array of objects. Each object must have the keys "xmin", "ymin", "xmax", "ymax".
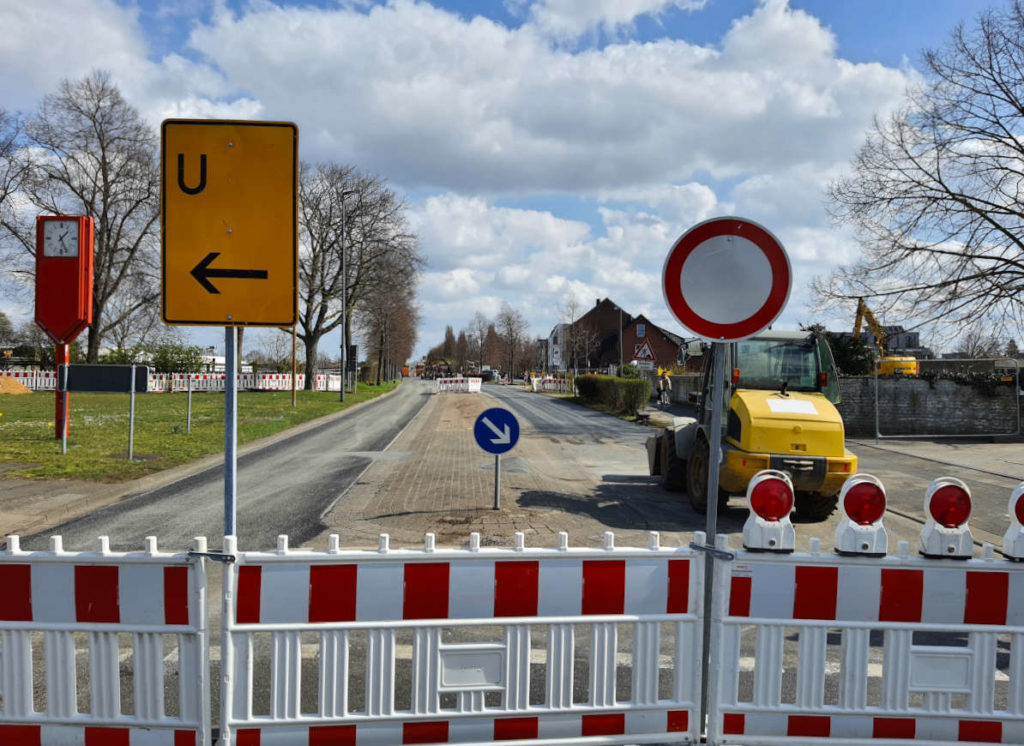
[{"xmin": 0, "ymin": 0, "xmax": 998, "ymax": 359}]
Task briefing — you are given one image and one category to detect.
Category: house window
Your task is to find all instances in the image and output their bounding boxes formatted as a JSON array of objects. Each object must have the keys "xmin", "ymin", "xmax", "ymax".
[{"xmin": 637, "ymin": 324, "xmax": 645, "ymax": 338}]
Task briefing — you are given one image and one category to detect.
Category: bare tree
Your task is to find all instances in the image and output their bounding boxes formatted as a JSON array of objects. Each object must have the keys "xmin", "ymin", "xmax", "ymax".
[
  {"xmin": 496, "ymin": 303, "xmax": 528, "ymax": 378},
  {"xmin": 819, "ymin": 3, "xmax": 1024, "ymax": 343},
  {"xmin": 956, "ymin": 325, "xmax": 1004, "ymax": 358},
  {"xmin": 296, "ymin": 161, "xmax": 353, "ymax": 387},
  {"xmin": 561, "ymin": 294, "xmax": 584, "ymax": 372},
  {"xmin": 1, "ymin": 72, "xmax": 160, "ymax": 361},
  {"xmin": 468, "ymin": 312, "xmax": 490, "ymax": 367},
  {"xmin": 357, "ymin": 253, "xmax": 421, "ymax": 383}
]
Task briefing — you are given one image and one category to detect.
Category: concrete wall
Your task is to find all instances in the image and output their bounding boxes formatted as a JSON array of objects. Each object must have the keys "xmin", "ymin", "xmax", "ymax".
[{"xmin": 837, "ymin": 376, "xmax": 1021, "ymax": 437}]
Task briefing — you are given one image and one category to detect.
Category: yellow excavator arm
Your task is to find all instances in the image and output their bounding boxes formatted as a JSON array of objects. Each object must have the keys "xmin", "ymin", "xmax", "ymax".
[{"xmin": 853, "ymin": 298, "xmax": 888, "ymax": 355}]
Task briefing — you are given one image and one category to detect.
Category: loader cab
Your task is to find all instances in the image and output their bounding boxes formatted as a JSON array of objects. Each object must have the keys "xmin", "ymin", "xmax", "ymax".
[{"xmin": 696, "ymin": 331, "xmax": 841, "ymax": 424}]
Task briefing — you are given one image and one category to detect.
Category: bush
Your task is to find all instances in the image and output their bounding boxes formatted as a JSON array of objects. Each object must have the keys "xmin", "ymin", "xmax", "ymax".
[{"xmin": 574, "ymin": 374, "xmax": 650, "ymax": 415}]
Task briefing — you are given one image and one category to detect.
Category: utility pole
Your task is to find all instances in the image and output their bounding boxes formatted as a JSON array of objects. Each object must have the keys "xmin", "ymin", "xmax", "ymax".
[{"xmin": 339, "ymin": 188, "xmax": 358, "ymax": 402}]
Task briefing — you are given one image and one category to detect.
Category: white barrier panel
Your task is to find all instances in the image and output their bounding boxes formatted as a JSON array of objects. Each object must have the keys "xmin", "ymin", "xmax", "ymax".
[
  {"xmin": 0, "ymin": 535, "xmax": 211, "ymax": 746},
  {"xmin": 532, "ymin": 377, "xmax": 571, "ymax": 393},
  {"xmin": 706, "ymin": 535, "xmax": 1024, "ymax": 746},
  {"xmin": 219, "ymin": 531, "xmax": 704, "ymax": 746},
  {"xmin": 435, "ymin": 377, "xmax": 482, "ymax": 394}
]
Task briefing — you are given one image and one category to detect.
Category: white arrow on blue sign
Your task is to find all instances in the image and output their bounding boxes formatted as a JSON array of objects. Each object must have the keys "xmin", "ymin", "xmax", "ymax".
[{"xmin": 473, "ymin": 407, "xmax": 519, "ymax": 455}]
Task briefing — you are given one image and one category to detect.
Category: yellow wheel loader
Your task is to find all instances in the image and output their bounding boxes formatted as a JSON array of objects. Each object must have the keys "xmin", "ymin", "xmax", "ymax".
[{"xmin": 647, "ymin": 330, "xmax": 857, "ymax": 520}]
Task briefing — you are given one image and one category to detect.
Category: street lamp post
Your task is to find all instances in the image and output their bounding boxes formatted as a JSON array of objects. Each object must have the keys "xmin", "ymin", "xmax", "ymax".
[{"xmin": 339, "ymin": 188, "xmax": 358, "ymax": 402}]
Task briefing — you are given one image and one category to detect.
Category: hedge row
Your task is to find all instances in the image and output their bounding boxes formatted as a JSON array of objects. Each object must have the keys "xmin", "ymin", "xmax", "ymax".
[{"xmin": 574, "ymin": 375, "xmax": 650, "ymax": 415}]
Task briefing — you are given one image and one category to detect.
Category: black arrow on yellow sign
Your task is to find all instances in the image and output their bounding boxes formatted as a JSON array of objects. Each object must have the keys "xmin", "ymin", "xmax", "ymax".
[{"xmin": 190, "ymin": 252, "xmax": 269, "ymax": 294}]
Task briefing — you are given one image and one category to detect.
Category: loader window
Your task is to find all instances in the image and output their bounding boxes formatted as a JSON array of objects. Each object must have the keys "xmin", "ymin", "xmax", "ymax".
[{"xmin": 733, "ymin": 336, "xmax": 825, "ymax": 393}]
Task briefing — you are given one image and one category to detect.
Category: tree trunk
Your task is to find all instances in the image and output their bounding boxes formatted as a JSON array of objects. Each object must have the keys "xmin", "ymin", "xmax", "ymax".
[
  {"xmin": 86, "ymin": 307, "xmax": 103, "ymax": 363},
  {"xmin": 303, "ymin": 334, "xmax": 320, "ymax": 390}
]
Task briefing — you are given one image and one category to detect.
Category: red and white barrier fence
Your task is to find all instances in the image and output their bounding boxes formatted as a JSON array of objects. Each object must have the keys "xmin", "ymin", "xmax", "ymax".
[
  {"xmin": 435, "ymin": 377, "xmax": 482, "ymax": 394},
  {"xmin": 0, "ymin": 535, "xmax": 211, "ymax": 746},
  {"xmin": 219, "ymin": 530, "xmax": 704, "ymax": 746},
  {"xmin": 531, "ymin": 376, "xmax": 572, "ymax": 393}
]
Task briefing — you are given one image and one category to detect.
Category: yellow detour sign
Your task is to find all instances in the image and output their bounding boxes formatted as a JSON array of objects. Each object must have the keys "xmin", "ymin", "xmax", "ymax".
[{"xmin": 161, "ymin": 119, "xmax": 298, "ymax": 326}]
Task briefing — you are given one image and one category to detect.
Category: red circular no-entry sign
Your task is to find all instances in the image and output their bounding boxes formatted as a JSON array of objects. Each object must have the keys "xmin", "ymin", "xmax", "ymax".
[{"xmin": 661, "ymin": 216, "xmax": 791, "ymax": 342}]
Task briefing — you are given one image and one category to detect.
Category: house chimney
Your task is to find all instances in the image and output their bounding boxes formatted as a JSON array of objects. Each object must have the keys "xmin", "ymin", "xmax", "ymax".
[{"xmin": 596, "ymin": 298, "xmax": 600, "ymax": 307}]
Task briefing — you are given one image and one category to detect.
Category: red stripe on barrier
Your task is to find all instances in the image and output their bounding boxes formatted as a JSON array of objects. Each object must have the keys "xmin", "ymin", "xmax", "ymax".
[
  {"xmin": 667, "ymin": 711, "xmax": 689, "ymax": 732},
  {"xmin": 403, "ymin": 721, "xmax": 448, "ymax": 743},
  {"xmin": 0, "ymin": 565, "xmax": 32, "ymax": 621},
  {"xmin": 873, "ymin": 717, "xmax": 915, "ymax": 739},
  {"xmin": 581, "ymin": 713, "xmax": 625, "ymax": 736},
  {"xmin": 787, "ymin": 715, "xmax": 830, "ymax": 737},
  {"xmin": 309, "ymin": 565, "xmax": 358, "ymax": 622},
  {"xmin": 667, "ymin": 559, "xmax": 690, "ymax": 613},
  {"xmin": 879, "ymin": 569, "xmax": 923, "ymax": 622},
  {"xmin": 958, "ymin": 720, "xmax": 1001, "ymax": 743},
  {"xmin": 75, "ymin": 566, "xmax": 119, "ymax": 623},
  {"xmin": 964, "ymin": 572, "xmax": 1008, "ymax": 625},
  {"xmin": 729, "ymin": 577, "xmax": 752, "ymax": 617},
  {"xmin": 85, "ymin": 726, "xmax": 129, "ymax": 745},
  {"xmin": 175, "ymin": 731, "xmax": 198, "ymax": 746},
  {"xmin": 236, "ymin": 566, "xmax": 263, "ymax": 624},
  {"xmin": 494, "ymin": 561, "xmax": 538, "ymax": 617},
  {"xmin": 494, "ymin": 717, "xmax": 539, "ymax": 741},
  {"xmin": 404, "ymin": 563, "xmax": 449, "ymax": 620},
  {"xmin": 793, "ymin": 566, "xmax": 837, "ymax": 620},
  {"xmin": 0, "ymin": 725, "xmax": 41, "ymax": 745},
  {"xmin": 164, "ymin": 566, "xmax": 189, "ymax": 625},
  {"xmin": 723, "ymin": 714, "xmax": 745, "ymax": 734},
  {"xmin": 310, "ymin": 724, "xmax": 356, "ymax": 745},
  {"xmin": 582, "ymin": 560, "xmax": 625, "ymax": 615},
  {"xmin": 235, "ymin": 729, "xmax": 260, "ymax": 746}
]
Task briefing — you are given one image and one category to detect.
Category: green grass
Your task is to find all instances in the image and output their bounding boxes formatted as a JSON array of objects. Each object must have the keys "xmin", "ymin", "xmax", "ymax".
[{"xmin": 0, "ymin": 382, "xmax": 399, "ymax": 481}]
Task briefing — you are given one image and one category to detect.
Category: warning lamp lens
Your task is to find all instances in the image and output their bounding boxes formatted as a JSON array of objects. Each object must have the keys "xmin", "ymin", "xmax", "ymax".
[
  {"xmin": 1015, "ymin": 494, "xmax": 1024, "ymax": 526},
  {"xmin": 928, "ymin": 485, "xmax": 971, "ymax": 528},
  {"xmin": 750, "ymin": 478, "xmax": 793, "ymax": 522},
  {"xmin": 843, "ymin": 482, "xmax": 885, "ymax": 525},
  {"xmin": 732, "ymin": 368, "xmax": 740, "ymax": 384},
  {"xmin": 819, "ymin": 372, "xmax": 828, "ymax": 388}
]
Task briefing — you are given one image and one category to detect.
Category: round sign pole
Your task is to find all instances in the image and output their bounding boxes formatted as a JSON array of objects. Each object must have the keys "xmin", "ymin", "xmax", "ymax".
[
  {"xmin": 661, "ymin": 216, "xmax": 791, "ymax": 734},
  {"xmin": 494, "ymin": 454, "xmax": 501, "ymax": 511}
]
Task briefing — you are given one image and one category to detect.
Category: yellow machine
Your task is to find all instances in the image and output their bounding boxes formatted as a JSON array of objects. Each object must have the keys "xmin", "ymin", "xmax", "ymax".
[
  {"xmin": 854, "ymin": 298, "xmax": 919, "ymax": 375},
  {"xmin": 647, "ymin": 330, "xmax": 857, "ymax": 520}
]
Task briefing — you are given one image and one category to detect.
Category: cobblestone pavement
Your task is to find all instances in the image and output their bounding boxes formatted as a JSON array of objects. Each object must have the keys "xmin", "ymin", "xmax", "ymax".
[{"xmin": 317, "ymin": 386, "xmax": 707, "ymax": 551}]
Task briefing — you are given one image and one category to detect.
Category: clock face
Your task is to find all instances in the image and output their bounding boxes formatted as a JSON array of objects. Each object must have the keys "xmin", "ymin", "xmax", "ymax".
[{"xmin": 42, "ymin": 220, "xmax": 79, "ymax": 258}]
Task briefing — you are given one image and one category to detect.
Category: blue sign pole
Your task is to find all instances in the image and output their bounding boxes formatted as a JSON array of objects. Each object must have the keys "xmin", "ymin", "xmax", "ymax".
[{"xmin": 474, "ymin": 408, "xmax": 519, "ymax": 510}]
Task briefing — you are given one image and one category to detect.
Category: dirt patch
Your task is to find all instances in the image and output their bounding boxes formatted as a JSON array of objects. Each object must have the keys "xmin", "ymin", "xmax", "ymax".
[{"xmin": 0, "ymin": 377, "xmax": 32, "ymax": 395}]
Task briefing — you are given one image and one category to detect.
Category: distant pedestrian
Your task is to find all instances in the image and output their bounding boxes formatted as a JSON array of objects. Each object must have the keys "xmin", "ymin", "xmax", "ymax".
[{"xmin": 658, "ymin": 371, "xmax": 672, "ymax": 407}]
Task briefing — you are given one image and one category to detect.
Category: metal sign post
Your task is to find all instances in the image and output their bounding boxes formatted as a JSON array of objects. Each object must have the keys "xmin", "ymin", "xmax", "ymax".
[
  {"xmin": 660, "ymin": 216, "xmax": 792, "ymax": 734},
  {"xmin": 57, "ymin": 364, "xmax": 149, "ymax": 458},
  {"xmin": 187, "ymin": 375, "xmax": 193, "ymax": 434},
  {"xmin": 473, "ymin": 407, "xmax": 520, "ymax": 511},
  {"xmin": 225, "ymin": 327, "xmax": 238, "ymax": 537}
]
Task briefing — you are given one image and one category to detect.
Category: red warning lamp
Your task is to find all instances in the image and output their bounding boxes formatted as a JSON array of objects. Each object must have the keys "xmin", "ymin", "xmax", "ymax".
[
  {"xmin": 742, "ymin": 470, "xmax": 795, "ymax": 552},
  {"xmin": 843, "ymin": 481, "xmax": 886, "ymax": 525},
  {"xmin": 1003, "ymin": 482, "xmax": 1024, "ymax": 559},
  {"xmin": 749, "ymin": 476, "xmax": 793, "ymax": 522},
  {"xmin": 818, "ymin": 372, "xmax": 828, "ymax": 388},
  {"xmin": 920, "ymin": 477, "xmax": 973, "ymax": 558},
  {"xmin": 732, "ymin": 368, "xmax": 740, "ymax": 384},
  {"xmin": 835, "ymin": 474, "xmax": 888, "ymax": 556},
  {"xmin": 928, "ymin": 484, "xmax": 972, "ymax": 528}
]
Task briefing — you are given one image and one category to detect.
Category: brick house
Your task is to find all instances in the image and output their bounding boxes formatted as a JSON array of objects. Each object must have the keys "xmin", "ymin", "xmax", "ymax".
[
  {"xmin": 622, "ymin": 315, "xmax": 684, "ymax": 371},
  {"xmin": 570, "ymin": 298, "xmax": 633, "ymax": 370}
]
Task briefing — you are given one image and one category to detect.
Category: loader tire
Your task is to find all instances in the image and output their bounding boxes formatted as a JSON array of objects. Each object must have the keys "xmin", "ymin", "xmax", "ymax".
[
  {"xmin": 686, "ymin": 435, "xmax": 729, "ymax": 514},
  {"xmin": 794, "ymin": 491, "xmax": 838, "ymax": 521},
  {"xmin": 660, "ymin": 430, "xmax": 687, "ymax": 492}
]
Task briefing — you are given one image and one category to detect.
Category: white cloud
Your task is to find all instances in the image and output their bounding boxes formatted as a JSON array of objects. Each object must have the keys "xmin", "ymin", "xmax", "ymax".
[
  {"xmin": 0, "ymin": 0, "xmax": 925, "ymax": 358},
  {"xmin": 526, "ymin": 0, "xmax": 707, "ymax": 39}
]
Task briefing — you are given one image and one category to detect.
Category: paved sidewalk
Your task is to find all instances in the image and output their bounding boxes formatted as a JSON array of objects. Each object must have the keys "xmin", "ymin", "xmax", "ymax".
[{"xmin": 317, "ymin": 390, "xmax": 693, "ymax": 550}]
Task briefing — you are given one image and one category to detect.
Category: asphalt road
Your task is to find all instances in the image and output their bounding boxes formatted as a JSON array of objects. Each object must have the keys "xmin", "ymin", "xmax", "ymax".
[
  {"xmin": 846, "ymin": 440, "xmax": 1020, "ymax": 547},
  {"xmin": 20, "ymin": 381, "xmax": 433, "ymax": 553}
]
